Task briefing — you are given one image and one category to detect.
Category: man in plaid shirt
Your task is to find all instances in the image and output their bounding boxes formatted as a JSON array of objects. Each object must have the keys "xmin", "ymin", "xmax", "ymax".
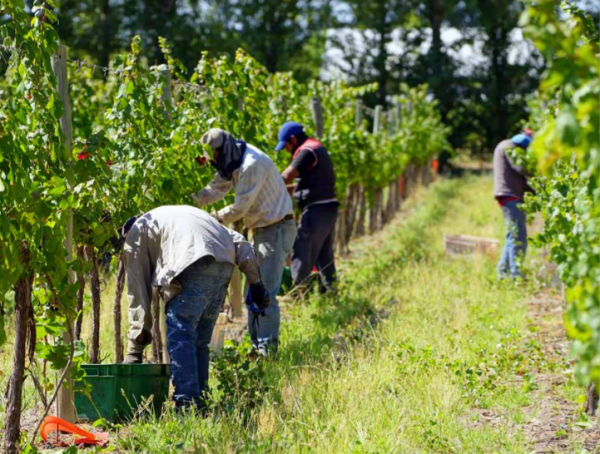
[{"xmin": 192, "ymin": 128, "xmax": 296, "ymax": 356}]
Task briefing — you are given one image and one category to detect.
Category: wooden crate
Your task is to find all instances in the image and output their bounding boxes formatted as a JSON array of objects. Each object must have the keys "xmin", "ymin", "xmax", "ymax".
[{"xmin": 444, "ymin": 234, "xmax": 499, "ymax": 258}]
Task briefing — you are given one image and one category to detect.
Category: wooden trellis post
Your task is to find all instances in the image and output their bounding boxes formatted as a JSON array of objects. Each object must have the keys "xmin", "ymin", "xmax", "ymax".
[
  {"xmin": 53, "ymin": 44, "xmax": 75, "ymax": 423},
  {"xmin": 394, "ymin": 100, "xmax": 403, "ymax": 211},
  {"xmin": 151, "ymin": 288, "xmax": 164, "ymax": 363},
  {"xmin": 370, "ymin": 105, "xmax": 383, "ymax": 233},
  {"xmin": 349, "ymin": 99, "xmax": 364, "ymax": 241},
  {"xmin": 355, "ymin": 101, "xmax": 366, "ymax": 237},
  {"xmin": 311, "ymin": 97, "xmax": 324, "ymax": 138},
  {"xmin": 113, "ymin": 256, "xmax": 125, "ymax": 364},
  {"xmin": 373, "ymin": 105, "xmax": 382, "ymax": 135},
  {"xmin": 84, "ymin": 246, "xmax": 101, "ymax": 364},
  {"xmin": 158, "ymin": 69, "xmax": 172, "ymax": 362},
  {"xmin": 355, "ymin": 98, "xmax": 363, "ymax": 128}
]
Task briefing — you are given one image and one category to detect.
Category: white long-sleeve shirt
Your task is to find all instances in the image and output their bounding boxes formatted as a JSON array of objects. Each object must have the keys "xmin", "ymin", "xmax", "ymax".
[
  {"xmin": 192, "ymin": 144, "xmax": 293, "ymax": 229},
  {"xmin": 123, "ymin": 205, "xmax": 261, "ymax": 341}
]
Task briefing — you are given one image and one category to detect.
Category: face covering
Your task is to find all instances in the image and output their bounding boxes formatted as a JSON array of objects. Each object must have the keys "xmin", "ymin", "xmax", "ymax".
[{"xmin": 214, "ymin": 132, "xmax": 247, "ymax": 180}]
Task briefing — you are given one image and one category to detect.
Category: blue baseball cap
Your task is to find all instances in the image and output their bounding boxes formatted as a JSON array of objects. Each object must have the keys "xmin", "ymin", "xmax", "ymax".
[
  {"xmin": 511, "ymin": 133, "xmax": 532, "ymax": 149},
  {"xmin": 275, "ymin": 121, "xmax": 304, "ymax": 151}
]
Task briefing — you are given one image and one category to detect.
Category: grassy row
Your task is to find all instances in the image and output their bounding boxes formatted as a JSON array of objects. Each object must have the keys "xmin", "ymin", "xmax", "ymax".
[
  {"xmin": 1, "ymin": 176, "xmax": 588, "ymax": 452},
  {"xmin": 110, "ymin": 176, "xmax": 584, "ymax": 453}
]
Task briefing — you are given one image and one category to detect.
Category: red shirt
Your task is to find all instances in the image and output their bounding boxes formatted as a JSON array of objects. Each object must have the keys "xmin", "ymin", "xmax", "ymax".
[{"xmin": 496, "ymin": 195, "xmax": 520, "ymax": 207}]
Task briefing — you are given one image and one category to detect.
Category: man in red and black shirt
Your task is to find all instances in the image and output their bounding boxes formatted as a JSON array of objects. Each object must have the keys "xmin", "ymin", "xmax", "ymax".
[{"xmin": 276, "ymin": 122, "xmax": 338, "ymax": 293}]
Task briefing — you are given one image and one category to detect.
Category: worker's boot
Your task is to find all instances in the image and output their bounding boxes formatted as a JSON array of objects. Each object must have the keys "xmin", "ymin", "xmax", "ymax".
[{"xmin": 123, "ymin": 339, "xmax": 145, "ymax": 364}]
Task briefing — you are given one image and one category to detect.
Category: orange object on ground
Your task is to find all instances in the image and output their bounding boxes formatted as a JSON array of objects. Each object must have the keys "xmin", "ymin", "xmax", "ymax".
[
  {"xmin": 40, "ymin": 415, "xmax": 109, "ymax": 447},
  {"xmin": 432, "ymin": 159, "xmax": 439, "ymax": 174}
]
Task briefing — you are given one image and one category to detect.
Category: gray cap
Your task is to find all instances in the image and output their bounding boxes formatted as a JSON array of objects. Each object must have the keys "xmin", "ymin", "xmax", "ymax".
[{"xmin": 201, "ymin": 128, "xmax": 227, "ymax": 150}]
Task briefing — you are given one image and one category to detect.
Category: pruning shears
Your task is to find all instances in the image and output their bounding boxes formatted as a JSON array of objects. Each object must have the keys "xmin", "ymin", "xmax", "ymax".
[{"xmin": 246, "ymin": 289, "xmax": 267, "ymax": 328}]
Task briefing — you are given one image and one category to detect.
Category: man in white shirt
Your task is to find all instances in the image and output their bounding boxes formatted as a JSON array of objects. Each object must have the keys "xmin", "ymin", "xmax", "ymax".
[
  {"xmin": 192, "ymin": 128, "xmax": 296, "ymax": 356},
  {"xmin": 121, "ymin": 205, "xmax": 269, "ymax": 409}
]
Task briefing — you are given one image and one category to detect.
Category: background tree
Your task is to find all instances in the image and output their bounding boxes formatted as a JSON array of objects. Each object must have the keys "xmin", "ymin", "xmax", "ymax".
[
  {"xmin": 408, "ymin": 0, "xmax": 542, "ymax": 154},
  {"xmin": 212, "ymin": 0, "xmax": 331, "ymax": 81},
  {"xmin": 18, "ymin": 0, "xmax": 582, "ymax": 154},
  {"xmin": 474, "ymin": 0, "xmax": 542, "ymax": 149},
  {"xmin": 328, "ymin": 0, "xmax": 419, "ymax": 108},
  {"xmin": 47, "ymin": 0, "xmax": 331, "ymax": 80}
]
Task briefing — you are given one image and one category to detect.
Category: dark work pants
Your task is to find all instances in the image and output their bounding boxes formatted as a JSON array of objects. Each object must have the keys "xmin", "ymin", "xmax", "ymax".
[{"xmin": 291, "ymin": 202, "xmax": 338, "ymax": 293}]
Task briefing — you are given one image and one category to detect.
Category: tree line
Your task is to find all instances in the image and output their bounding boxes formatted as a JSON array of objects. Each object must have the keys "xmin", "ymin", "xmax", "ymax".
[{"xmin": 7, "ymin": 0, "xmax": 598, "ymax": 156}]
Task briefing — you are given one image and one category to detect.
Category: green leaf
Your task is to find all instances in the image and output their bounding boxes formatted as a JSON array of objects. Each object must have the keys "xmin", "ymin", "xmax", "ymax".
[
  {"xmin": 46, "ymin": 93, "xmax": 54, "ymax": 111},
  {"xmin": 125, "ymin": 81, "xmax": 135, "ymax": 95},
  {"xmin": 555, "ymin": 108, "xmax": 579, "ymax": 146}
]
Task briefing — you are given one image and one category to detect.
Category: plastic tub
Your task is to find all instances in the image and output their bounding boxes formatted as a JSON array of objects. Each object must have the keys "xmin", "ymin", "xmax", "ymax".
[{"xmin": 74, "ymin": 363, "xmax": 170, "ymax": 422}]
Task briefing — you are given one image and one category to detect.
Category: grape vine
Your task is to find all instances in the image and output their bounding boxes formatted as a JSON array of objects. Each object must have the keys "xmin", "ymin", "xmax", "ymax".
[
  {"xmin": 517, "ymin": 0, "xmax": 599, "ymax": 386},
  {"xmin": 0, "ymin": 0, "xmax": 449, "ymax": 450}
]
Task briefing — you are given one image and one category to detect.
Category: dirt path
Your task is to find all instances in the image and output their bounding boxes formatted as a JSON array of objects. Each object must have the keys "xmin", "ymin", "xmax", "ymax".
[{"xmin": 520, "ymin": 289, "xmax": 598, "ymax": 453}]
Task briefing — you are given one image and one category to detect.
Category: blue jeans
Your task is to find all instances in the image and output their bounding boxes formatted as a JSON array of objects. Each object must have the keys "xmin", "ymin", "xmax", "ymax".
[
  {"xmin": 250, "ymin": 219, "xmax": 297, "ymax": 352},
  {"xmin": 498, "ymin": 200, "xmax": 528, "ymax": 278},
  {"xmin": 166, "ymin": 257, "xmax": 234, "ymax": 408}
]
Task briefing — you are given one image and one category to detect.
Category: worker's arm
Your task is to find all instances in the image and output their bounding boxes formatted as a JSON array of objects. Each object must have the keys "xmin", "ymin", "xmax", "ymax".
[
  {"xmin": 226, "ymin": 227, "xmax": 262, "ymax": 285},
  {"xmin": 123, "ymin": 224, "xmax": 154, "ymax": 347},
  {"xmin": 191, "ymin": 173, "xmax": 233, "ymax": 207},
  {"xmin": 216, "ymin": 163, "xmax": 266, "ymax": 225},
  {"xmin": 282, "ymin": 146, "xmax": 317, "ymax": 185},
  {"xmin": 282, "ymin": 165, "xmax": 299, "ymax": 184}
]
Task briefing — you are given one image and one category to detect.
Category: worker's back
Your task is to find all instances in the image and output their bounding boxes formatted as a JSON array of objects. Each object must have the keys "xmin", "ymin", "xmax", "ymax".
[
  {"xmin": 493, "ymin": 139, "xmax": 529, "ymax": 199},
  {"xmin": 125, "ymin": 205, "xmax": 236, "ymax": 287},
  {"xmin": 292, "ymin": 138, "xmax": 337, "ymax": 209}
]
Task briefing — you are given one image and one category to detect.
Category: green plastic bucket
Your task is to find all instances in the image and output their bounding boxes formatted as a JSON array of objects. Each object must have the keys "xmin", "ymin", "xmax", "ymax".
[{"xmin": 74, "ymin": 363, "xmax": 170, "ymax": 423}]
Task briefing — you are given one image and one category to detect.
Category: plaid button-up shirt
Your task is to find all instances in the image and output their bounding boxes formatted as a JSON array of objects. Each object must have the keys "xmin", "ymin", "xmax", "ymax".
[{"xmin": 192, "ymin": 144, "xmax": 293, "ymax": 229}]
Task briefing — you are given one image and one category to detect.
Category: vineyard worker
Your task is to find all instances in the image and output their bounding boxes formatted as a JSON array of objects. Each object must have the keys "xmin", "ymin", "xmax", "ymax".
[
  {"xmin": 191, "ymin": 128, "xmax": 296, "ymax": 357},
  {"xmin": 494, "ymin": 129, "xmax": 535, "ymax": 279},
  {"xmin": 121, "ymin": 205, "xmax": 269, "ymax": 409},
  {"xmin": 276, "ymin": 121, "xmax": 339, "ymax": 293}
]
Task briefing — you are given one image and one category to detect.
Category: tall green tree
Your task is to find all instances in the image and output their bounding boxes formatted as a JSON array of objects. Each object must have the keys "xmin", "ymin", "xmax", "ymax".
[
  {"xmin": 408, "ymin": 0, "xmax": 541, "ymax": 153},
  {"xmin": 477, "ymin": 0, "xmax": 522, "ymax": 147},
  {"xmin": 50, "ymin": 0, "xmax": 329, "ymax": 80},
  {"xmin": 49, "ymin": 0, "xmax": 120, "ymax": 69},
  {"xmin": 329, "ymin": 0, "xmax": 419, "ymax": 107},
  {"xmin": 211, "ymin": 0, "xmax": 331, "ymax": 81}
]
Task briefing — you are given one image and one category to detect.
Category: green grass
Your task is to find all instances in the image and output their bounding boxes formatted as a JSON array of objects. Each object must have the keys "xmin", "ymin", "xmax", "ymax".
[
  {"xmin": 110, "ymin": 176, "xmax": 550, "ymax": 453},
  {"xmin": 0, "ymin": 176, "xmax": 587, "ymax": 453}
]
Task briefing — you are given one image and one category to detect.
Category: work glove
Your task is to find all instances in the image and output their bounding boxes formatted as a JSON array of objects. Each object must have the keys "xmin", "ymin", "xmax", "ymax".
[{"xmin": 249, "ymin": 282, "xmax": 270, "ymax": 311}]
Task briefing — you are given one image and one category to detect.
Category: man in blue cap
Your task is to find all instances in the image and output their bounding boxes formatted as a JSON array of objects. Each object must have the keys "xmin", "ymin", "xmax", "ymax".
[
  {"xmin": 276, "ymin": 122, "xmax": 338, "ymax": 293},
  {"xmin": 493, "ymin": 129, "xmax": 535, "ymax": 279}
]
